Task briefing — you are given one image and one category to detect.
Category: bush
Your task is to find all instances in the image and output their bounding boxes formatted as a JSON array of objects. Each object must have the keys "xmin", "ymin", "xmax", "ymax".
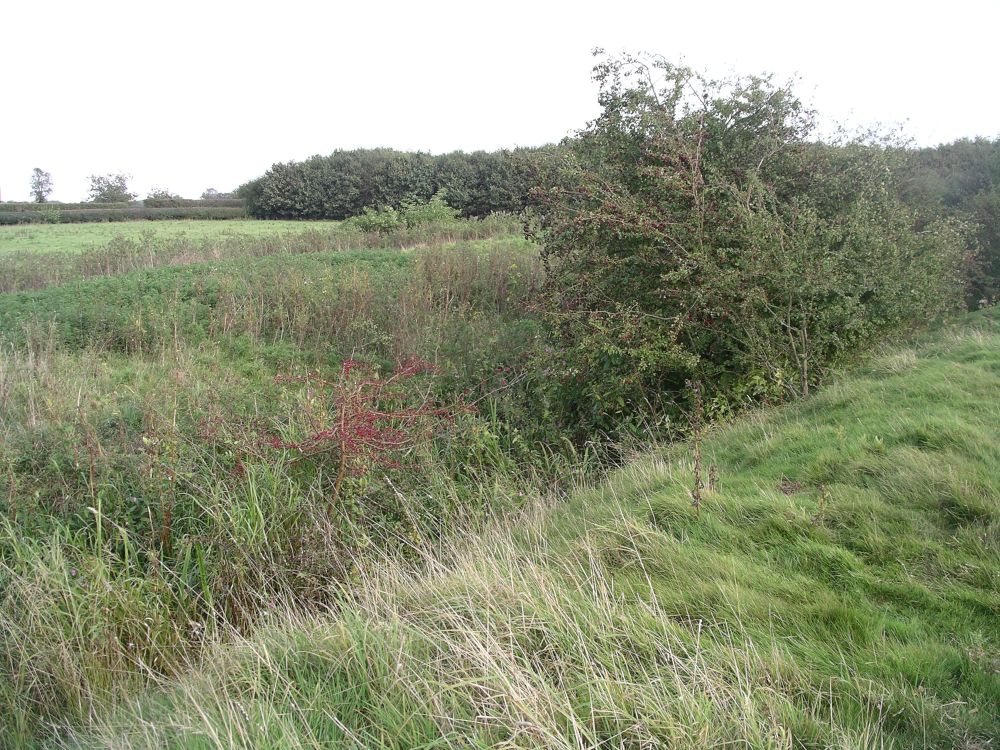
[
  {"xmin": 350, "ymin": 205, "xmax": 402, "ymax": 234},
  {"xmin": 531, "ymin": 53, "xmax": 967, "ymax": 439},
  {"xmin": 897, "ymin": 137, "xmax": 1000, "ymax": 304},
  {"xmin": 346, "ymin": 192, "xmax": 461, "ymax": 234},
  {"xmin": 399, "ymin": 191, "xmax": 460, "ymax": 227},
  {"xmin": 0, "ymin": 201, "xmax": 132, "ymax": 212}
]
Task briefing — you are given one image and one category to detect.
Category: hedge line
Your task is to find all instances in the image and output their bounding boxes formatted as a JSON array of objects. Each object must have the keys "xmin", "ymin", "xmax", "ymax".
[
  {"xmin": 238, "ymin": 147, "xmax": 550, "ymax": 220},
  {"xmin": 0, "ymin": 201, "xmax": 133, "ymax": 212},
  {"xmin": 143, "ymin": 198, "xmax": 245, "ymax": 208},
  {"xmin": 0, "ymin": 206, "xmax": 247, "ymax": 225},
  {"xmin": 1, "ymin": 198, "xmax": 245, "ymax": 212}
]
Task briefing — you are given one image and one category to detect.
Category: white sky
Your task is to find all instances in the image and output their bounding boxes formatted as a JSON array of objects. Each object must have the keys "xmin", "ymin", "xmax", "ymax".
[{"xmin": 2, "ymin": 0, "xmax": 998, "ymax": 202}]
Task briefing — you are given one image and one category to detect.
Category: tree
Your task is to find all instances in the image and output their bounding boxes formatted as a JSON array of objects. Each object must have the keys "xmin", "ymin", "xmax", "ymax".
[
  {"xmin": 897, "ymin": 137, "xmax": 1000, "ymax": 304},
  {"xmin": 146, "ymin": 187, "xmax": 178, "ymax": 199},
  {"xmin": 29, "ymin": 168, "xmax": 53, "ymax": 203},
  {"xmin": 239, "ymin": 147, "xmax": 545, "ymax": 220},
  {"xmin": 530, "ymin": 52, "xmax": 966, "ymax": 438},
  {"xmin": 88, "ymin": 173, "xmax": 136, "ymax": 202}
]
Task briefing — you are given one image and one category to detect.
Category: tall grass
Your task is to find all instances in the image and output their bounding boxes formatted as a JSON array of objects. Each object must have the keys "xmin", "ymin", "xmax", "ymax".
[
  {"xmin": 0, "ymin": 341, "xmax": 555, "ymax": 746},
  {"xmin": 58, "ymin": 310, "xmax": 1000, "ymax": 749},
  {"xmin": 0, "ymin": 214, "xmax": 522, "ymax": 293},
  {"xmin": 0, "ymin": 236, "xmax": 565, "ymax": 746},
  {"xmin": 0, "ymin": 239, "xmax": 541, "ymax": 356}
]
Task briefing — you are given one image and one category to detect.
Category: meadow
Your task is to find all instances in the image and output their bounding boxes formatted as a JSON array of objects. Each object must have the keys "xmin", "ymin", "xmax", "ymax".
[
  {"xmin": 0, "ymin": 219, "xmax": 341, "ymax": 255},
  {"xmin": 0, "ymin": 213, "xmax": 522, "ymax": 294},
  {"xmin": 0, "ymin": 215, "xmax": 559, "ymax": 745}
]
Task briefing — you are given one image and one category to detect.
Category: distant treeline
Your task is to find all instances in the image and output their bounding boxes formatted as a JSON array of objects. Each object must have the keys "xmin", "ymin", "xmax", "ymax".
[
  {"xmin": 899, "ymin": 137, "xmax": 1000, "ymax": 302},
  {"xmin": 0, "ymin": 198, "xmax": 246, "ymax": 225},
  {"xmin": 237, "ymin": 147, "xmax": 550, "ymax": 220}
]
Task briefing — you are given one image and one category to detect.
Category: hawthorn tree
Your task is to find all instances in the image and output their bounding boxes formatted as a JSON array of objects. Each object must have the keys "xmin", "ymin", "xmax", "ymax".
[{"xmin": 530, "ymin": 52, "xmax": 966, "ymax": 438}]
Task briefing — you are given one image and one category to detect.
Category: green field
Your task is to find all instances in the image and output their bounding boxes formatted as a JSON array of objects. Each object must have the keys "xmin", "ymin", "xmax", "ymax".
[
  {"xmin": 0, "ymin": 219, "xmax": 341, "ymax": 254},
  {"xmin": 0, "ymin": 214, "xmax": 522, "ymax": 295}
]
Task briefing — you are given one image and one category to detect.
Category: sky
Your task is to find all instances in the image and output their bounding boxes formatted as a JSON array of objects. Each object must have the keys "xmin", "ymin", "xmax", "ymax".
[{"xmin": 2, "ymin": 0, "xmax": 998, "ymax": 202}]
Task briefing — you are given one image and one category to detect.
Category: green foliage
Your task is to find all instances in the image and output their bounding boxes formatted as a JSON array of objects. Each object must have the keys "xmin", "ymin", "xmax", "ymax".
[
  {"xmin": 240, "ymin": 147, "xmax": 548, "ymax": 220},
  {"xmin": 2, "ymin": 50, "xmax": 997, "ymax": 750},
  {"xmin": 200, "ymin": 188, "xmax": 235, "ymax": 200},
  {"xmin": 531, "ymin": 53, "xmax": 967, "ymax": 439},
  {"xmin": 399, "ymin": 190, "xmax": 461, "ymax": 227},
  {"xmin": 0, "ymin": 201, "xmax": 134, "ymax": 212},
  {"xmin": 142, "ymin": 197, "xmax": 244, "ymax": 208},
  {"xmin": 897, "ymin": 137, "xmax": 1000, "ymax": 304},
  {"xmin": 145, "ymin": 187, "xmax": 178, "ymax": 200},
  {"xmin": 350, "ymin": 205, "xmax": 402, "ymax": 233},
  {"xmin": 29, "ymin": 167, "xmax": 53, "ymax": 203},
  {"xmin": 347, "ymin": 192, "xmax": 461, "ymax": 234},
  {"xmin": 37, "ymin": 204, "xmax": 61, "ymax": 224},
  {"xmin": 0, "ymin": 204, "xmax": 246, "ymax": 225},
  {"xmin": 87, "ymin": 172, "xmax": 137, "ymax": 203}
]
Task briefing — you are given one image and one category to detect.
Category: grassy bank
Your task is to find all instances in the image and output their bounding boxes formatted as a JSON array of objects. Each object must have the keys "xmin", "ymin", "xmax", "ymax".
[{"xmin": 60, "ymin": 309, "xmax": 1000, "ymax": 749}]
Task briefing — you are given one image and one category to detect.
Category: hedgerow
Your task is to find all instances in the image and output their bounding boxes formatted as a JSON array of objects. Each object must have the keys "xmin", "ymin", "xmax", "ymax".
[{"xmin": 0, "ymin": 205, "xmax": 246, "ymax": 224}]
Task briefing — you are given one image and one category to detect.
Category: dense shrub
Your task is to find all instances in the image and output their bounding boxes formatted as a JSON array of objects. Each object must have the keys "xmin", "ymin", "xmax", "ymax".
[
  {"xmin": 143, "ymin": 197, "xmax": 244, "ymax": 208},
  {"xmin": 531, "ymin": 53, "xmax": 968, "ymax": 439},
  {"xmin": 0, "ymin": 201, "xmax": 133, "ymax": 212},
  {"xmin": 346, "ymin": 191, "xmax": 461, "ymax": 233}
]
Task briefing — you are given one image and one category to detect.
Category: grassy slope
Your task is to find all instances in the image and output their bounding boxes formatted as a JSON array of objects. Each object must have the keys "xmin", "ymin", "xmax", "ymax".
[
  {"xmin": 0, "ymin": 234, "xmax": 549, "ymax": 747},
  {"xmin": 69, "ymin": 310, "xmax": 1000, "ymax": 749},
  {"xmin": 0, "ymin": 220, "xmax": 341, "ymax": 255}
]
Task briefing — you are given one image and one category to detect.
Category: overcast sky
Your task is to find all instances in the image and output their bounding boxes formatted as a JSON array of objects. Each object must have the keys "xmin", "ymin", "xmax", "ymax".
[{"xmin": 2, "ymin": 0, "xmax": 997, "ymax": 202}]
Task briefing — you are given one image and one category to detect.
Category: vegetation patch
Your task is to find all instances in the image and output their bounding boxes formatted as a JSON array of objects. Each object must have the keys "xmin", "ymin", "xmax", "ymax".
[{"xmin": 57, "ymin": 309, "xmax": 1000, "ymax": 749}]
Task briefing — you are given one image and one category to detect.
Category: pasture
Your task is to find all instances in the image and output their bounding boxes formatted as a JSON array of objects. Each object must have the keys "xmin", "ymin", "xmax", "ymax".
[{"xmin": 0, "ymin": 219, "xmax": 341, "ymax": 255}]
